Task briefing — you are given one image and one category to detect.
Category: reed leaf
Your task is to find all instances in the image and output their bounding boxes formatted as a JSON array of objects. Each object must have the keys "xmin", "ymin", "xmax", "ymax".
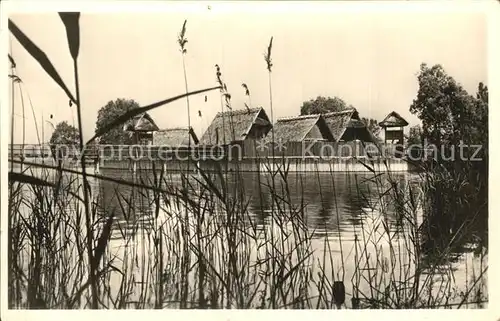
[
  {"xmin": 8, "ymin": 19, "xmax": 77, "ymax": 104},
  {"xmin": 356, "ymin": 158, "xmax": 376, "ymax": 174},
  {"xmin": 93, "ymin": 212, "xmax": 115, "ymax": 268},
  {"xmin": 8, "ymin": 54, "xmax": 16, "ymax": 68},
  {"xmin": 242, "ymin": 83, "xmax": 250, "ymax": 96},
  {"xmin": 193, "ymin": 167, "xmax": 224, "ymax": 202},
  {"xmin": 9, "ymin": 171, "xmax": 85, "ymax": 203},
  {"xmin": 9, "ymin": 159, "xmax": 174, "ymax": 196},
  {"xmin": 87, "ymin": 85, "xmax": 221, "ymax": 144},
  {"xmin": 9, "ymin": 172, "xmax": 52, "ymax": 187},
  {"xmin": 59, "ymin": 12, "xmax": 80, "ymax": 60},
  {"xmin": 275, "ymin": 251, "xmax": 313, "ymax": 289},
  {"xmin": 8, "ymin": 75, "xmax": 22, "ymax": 83}
]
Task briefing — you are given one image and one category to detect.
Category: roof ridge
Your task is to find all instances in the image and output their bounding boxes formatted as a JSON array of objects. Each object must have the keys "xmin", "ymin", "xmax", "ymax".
[
  {"xmin": 388, "ymin": 111, "xmax": 404, "ymax": 118},
  {"xmin": 216, "ymin": 107, "xmax": 262, "ymax": 117},
  {"xmin": 379, "ymin": 110, "xmax": 409, "ymax": 127},
  {"xmin": 323, "ymin": 108, "xmax": 356, "ymax": 116},
  {"xmin": 157, "ymin": 126, "xmax": 192, "ymax": 132},
  {"xmin": 276, "ymin": 114, "xmax": 320, "ymax": 122}
]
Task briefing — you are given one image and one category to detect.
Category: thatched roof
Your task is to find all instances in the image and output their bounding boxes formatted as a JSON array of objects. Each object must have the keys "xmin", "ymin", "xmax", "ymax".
[
  {"xmin": 198, "ymin": 107, "xmax": 272, "ymax": 145},
  {"xmin": 379, "ymin": 111, "xmax": 409, "ymax": 128},
  {"xmin": 271, "ymin": 114, "xmax": 334, "ymax": 143},
  {"xmin": 323, "ymin": 108, "xmax": 377, "ymax": 143},
  {"xmin": 152, "ymin": 127, "xmax": 199, "ymax": 147},
  {"xmin": 323, "ymin": 108, "xmax": 358, "ymax": 141},
  {"xmin": 123, "ymin": 112, "xmax": 159, "ymax": 132}
]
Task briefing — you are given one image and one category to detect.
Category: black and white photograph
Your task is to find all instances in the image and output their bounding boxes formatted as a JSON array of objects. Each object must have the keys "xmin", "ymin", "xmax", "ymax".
[{"xmin": 1, "ymin": 0, "xmax": 495, "ymax": 316}]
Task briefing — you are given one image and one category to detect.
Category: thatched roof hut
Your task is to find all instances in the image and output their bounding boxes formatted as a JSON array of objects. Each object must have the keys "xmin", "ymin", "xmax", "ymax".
[
  {"xmin": 123, "ymin": 112, "xmax": 159, "ymax": 132},
  {"xmin": 379, "ymin": 111, "xmax": 409, "ymax": 128},
  {"xmin": 152, "ymin": 127, "xmax": 199, "ymax": 147},
  {"xmin": 198, "ymin": 107, "xmax": 272, "ymax": 145},
  {"xmin": 271, "ymin": 114, "xmax": 334, "ymax": 143},
  {"xmin": 323, "ymin": 108, "xmax": 377, "ymax": 143}
]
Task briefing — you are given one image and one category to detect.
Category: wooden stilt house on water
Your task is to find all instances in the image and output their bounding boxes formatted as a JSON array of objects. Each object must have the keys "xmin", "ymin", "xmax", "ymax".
[
  {"xmin": 198, "ymin": 107, "xmax": 272, "ymax": 145},
  {"xmin": 152, "ymin": 127, "xmax": 199, "ymax": 147},
  {"xmin": 323, "ymin": 108, "xmax": 378, "ymax": 143},
  {"xmin": 150, "ymin": 127, "xmax": 200, "ymax": 171},
  {"xmin": 379, "ymin": 111, "xmax": 409, "ymax": 144},
  {"xmin": 252, "ymin": 107, "xmax": 389, "ymax": 171},
  {"xmin": 197, "ymin": 107, "xmax": 273, "ymax": 167},
  {"xmin": 272, "ymin": 114, "xmax": 334, "ymax": 143},
  {"xmin": 322, "ymin": 108, "xmax": 380, "ymax": 157},
  {"xmin": 260, "ymin": 114, "xmax": 334, "ymax": 157},
  {"xmin": 379, "ymin": 111, "xmax": 409, "ymax": 158},
  {"xmin": 263, "ymin": 108, "xmax": 380, "ymax": 158},
  {"xmin": 101, "ymin": 105, "xmax": 408, "ymax": 172},
  {"xmin": 123, "ymin": 112, "xmax": 159, "ymax": 145}
]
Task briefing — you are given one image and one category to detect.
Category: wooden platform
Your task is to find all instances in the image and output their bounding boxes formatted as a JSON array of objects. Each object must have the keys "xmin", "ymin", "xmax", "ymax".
[{"xmin": 98, "ymin": 157, "xmax": 409, "ymax": 173}]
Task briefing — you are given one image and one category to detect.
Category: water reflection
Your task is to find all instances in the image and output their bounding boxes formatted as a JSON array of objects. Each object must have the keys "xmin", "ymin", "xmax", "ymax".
[
  {"xmin": 98, "ymin": 170, "xmax": 156, "ymax": 238},
  {"xmin": 15, "ymin": 166, "xmax": 486, "ymax": 308},
  {"xmin": 239, "ymin": 172, "xmax": 397, "ymax": 236},
  {"xmin": 97, "ymin": 170, "xmax": 406, "ymax": 239}
]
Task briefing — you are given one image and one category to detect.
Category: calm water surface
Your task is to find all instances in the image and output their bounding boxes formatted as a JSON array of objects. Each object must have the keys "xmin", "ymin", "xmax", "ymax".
[
  {"xmin": 12, "ymin": 165, "xmax": 487, "ymax": 308},
  {"xmin": 97, "ymin": 170, "xmax": 410, "ymax": 237},
  {"xmin": 94, "ymin": 169, "xmax": 485, "ymax": 306}
]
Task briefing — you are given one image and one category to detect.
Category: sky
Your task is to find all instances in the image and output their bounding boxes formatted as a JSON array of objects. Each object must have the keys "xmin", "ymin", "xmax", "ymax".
[{"xmin": 7, "ymin": 4, "xmax": 487, "ymax": 144}]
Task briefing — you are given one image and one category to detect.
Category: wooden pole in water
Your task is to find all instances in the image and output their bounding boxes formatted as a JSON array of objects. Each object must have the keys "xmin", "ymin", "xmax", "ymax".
[
  {"xmin": 42, "ymin": 114, "xmax": 45, "ymax": 165},
  {"xmin": 333, "ymin": 281, "xmax": 345, "ymax": 309}
]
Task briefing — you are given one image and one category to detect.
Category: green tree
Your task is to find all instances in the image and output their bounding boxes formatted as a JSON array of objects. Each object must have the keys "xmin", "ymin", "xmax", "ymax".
[
  {"xmin": 409, "ymin": 63, "xmax": 483, "ymax": 146},
  {"xmin": 95, "ymin": 98, "xmax": 140, "ymax": 144},
  {"xmin": 49, "ymin": 121, "xmax": 80, "ymax": 158},
  {"xmin": 300, "ymin": 96, "xmax": 352, "ymax": 115},
  {"xmin": 477, "ymin": 82, "xmax": 488, "ymax": 104},
  {"xmin": 361, "ymin": 117, "xmax": 381, "ymax": 138},
  {"xmin": 406, "ymin": 124, "xmax": 423, "ymax": 146},
  {"xmin": 410, "ymin": 64, "xmax": 489, "ymax": 254},
  {"xmin": 49, "ymin": 121, "xmax": 79, "ymax": 145},
  {"xmin": 474, "ymin": 82, "xmax": 488, "ymax": 147}
]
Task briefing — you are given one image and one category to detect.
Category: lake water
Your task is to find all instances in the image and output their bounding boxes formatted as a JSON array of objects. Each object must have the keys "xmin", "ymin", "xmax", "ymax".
[
  {"xmin": 98, "ymin": 170, "xmax": 409, "ymax": 238},
  {"xmin": 10, "ymin": 165, "xmax": 488, "ymax": 309},
  {"xmin": 95, "ymin": 169, "xmax": 486, "ymax": 308}
]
